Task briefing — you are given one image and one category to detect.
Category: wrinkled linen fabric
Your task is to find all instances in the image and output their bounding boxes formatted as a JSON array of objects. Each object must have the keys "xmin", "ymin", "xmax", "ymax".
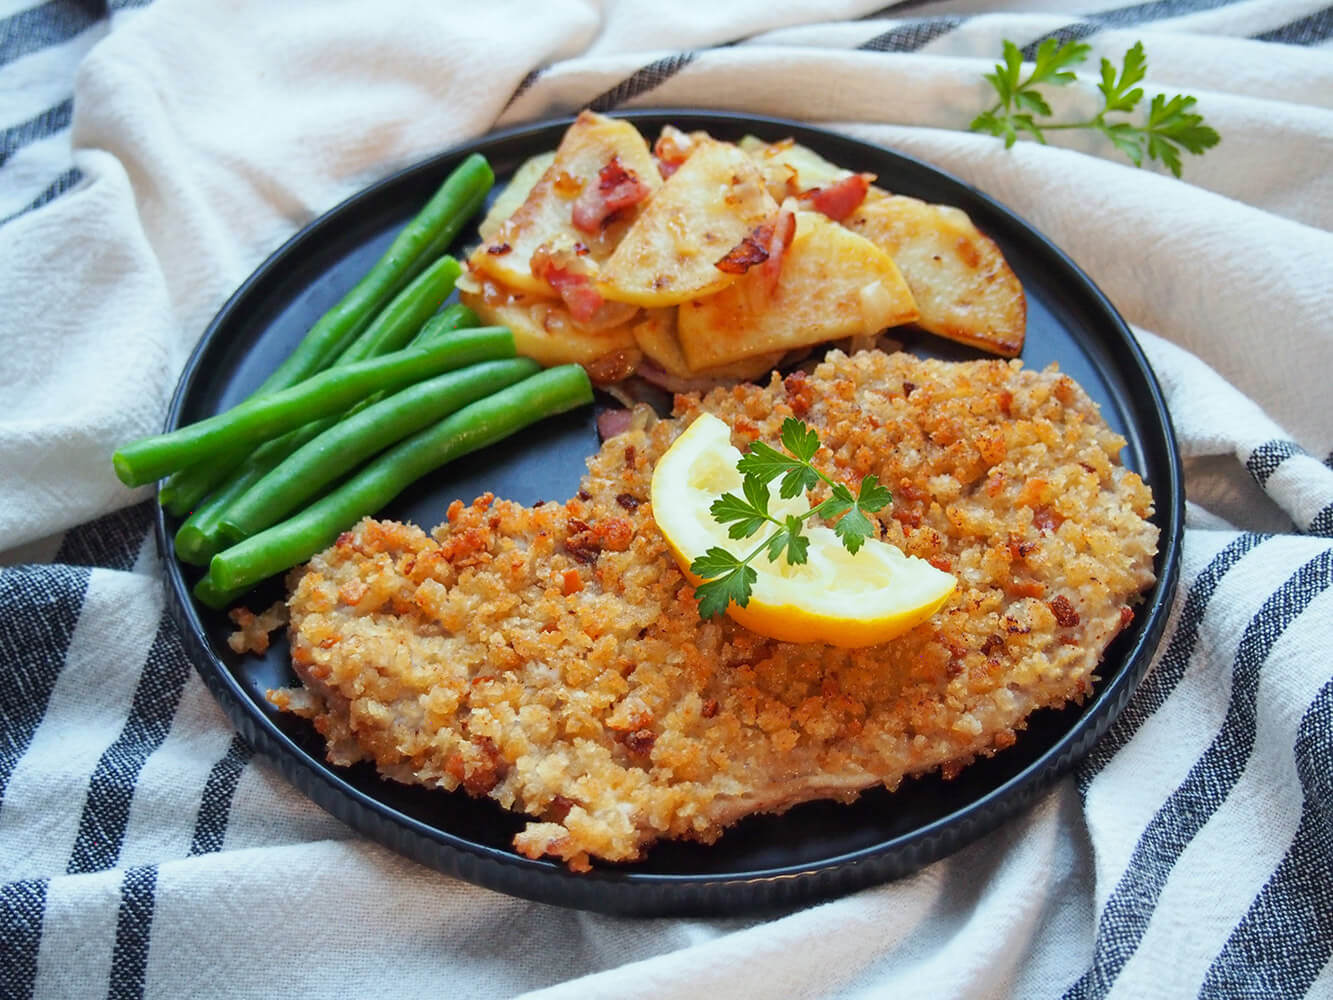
[{"xmin": 2, "ymin": 1, "xmax": 1331, "ymax": 997}]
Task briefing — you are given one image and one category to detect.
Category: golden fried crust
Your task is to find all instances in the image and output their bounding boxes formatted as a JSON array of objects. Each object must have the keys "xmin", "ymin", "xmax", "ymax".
[{"xmin": 276, "ymin": 350, "xmax": 1157, "ymax": 871}]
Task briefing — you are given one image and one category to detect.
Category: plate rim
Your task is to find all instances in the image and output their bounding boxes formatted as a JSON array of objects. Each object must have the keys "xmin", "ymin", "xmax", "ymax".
[{"xmin": 156, "ymin": 109, "xmax": 1185, "ymax": 915}]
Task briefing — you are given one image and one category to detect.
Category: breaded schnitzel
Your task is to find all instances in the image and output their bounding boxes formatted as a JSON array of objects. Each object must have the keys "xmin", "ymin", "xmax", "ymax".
[{"xmin": 271, "ymin": 349, "xmax": 1157, "ymax": 870}]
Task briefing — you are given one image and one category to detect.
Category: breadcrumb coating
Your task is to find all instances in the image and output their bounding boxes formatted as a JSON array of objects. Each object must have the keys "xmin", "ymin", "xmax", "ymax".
[{"xmin": 272, "ymin": 350, "xmax": 1157, "ymax": 870}]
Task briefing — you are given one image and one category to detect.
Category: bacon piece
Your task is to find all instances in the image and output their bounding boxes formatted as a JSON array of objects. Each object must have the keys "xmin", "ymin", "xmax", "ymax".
[
  {"xmin": 596, "ymin": 408, "xmax": 633, "ymax": 441},
  {"xmin": 653, "ymin": 125, "xmax": 701, "ymax": 179},
  {"xmin": 1049, "ymin": 594, "xmax": 1080, "ymax": 628},
  {"xmin": 538, "ymin": 262, "xmax": 603, "ymax": 322},
  {"xmin": 714, "ymin": 226, "xmax": 771, "ymax": 274},
  {"xmin": 530, "ymin": 245, "xmax": 606, "ymax": 324},
  {"xmin": 571, "ymin": 156, "xmax": 651, "ymax": 234},
  {"xmin": 756, "ymin": 204, "xmax": 797, "ymax": 295},
  {"xmin": 803, "ymin": 173, "xmax": 873, "ymax": 222},
  {"xmin": 557, "ymin": 277, "xmax": 605, "ymax": 323}
]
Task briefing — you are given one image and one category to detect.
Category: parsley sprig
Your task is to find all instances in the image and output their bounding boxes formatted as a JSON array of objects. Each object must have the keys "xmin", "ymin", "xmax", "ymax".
[
  {"xmin": 689, "ymin": 418, "xmax": 892, "ymax": 620},
  {"xmin": 970, "ymin": 39, "xmax": 1220, "ymax": 177}
]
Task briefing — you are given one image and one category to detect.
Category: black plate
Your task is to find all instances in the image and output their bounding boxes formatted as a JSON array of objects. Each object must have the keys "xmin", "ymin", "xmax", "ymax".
[{"xmin": 158, "ymin": 111, "xmax": 1183, "ymax": 916}]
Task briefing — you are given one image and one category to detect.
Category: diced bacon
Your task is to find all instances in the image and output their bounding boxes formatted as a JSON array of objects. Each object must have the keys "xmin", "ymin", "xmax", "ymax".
[
  {"xmin": 571, "ymin": 156, "xmax": 651, "ymax": 234},
  {"xmin": 653, "ymin": 125, "xmax": 700, "ymax": 179},
  {"xmin": 531, "ymin": 244, "xmax": 606, "ymax": 323},
  {"xmin": 714, "ymin": 225, "xmax": 772, "ymax": 274},
  {"xmin": 803, "ymin": 173, "xmax": 873, "ymax": 222},
  {"xmin": 596, "ymin": 408, "xmax": 633, "ymax": 441},
  {"xmin": 561, "ymin": 279, "xmax": 605, "ymax": 323},
  {"xmin": 757, "ymin": 204, "xmax": 797, "ymax": 295},
  {"xmin": 531, "ymin": 249, "xmax": 605, "ymax": 323}
]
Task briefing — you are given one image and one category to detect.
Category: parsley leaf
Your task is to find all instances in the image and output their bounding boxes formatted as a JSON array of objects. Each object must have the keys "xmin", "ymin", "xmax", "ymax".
[
  {"xmin": 765, "ymin": 514, "xmax": 810, "ymax": 566},
  {"xmin": 834, "ymin": 504, "xmax": 875, "ymax": 555},
  {"xmin": 692, "ymin": 563, "xmax": 757, "ymax": 620},
  {"xmin": 818, "ymin": 477, "xmax": 891, "ymax": 556},
  {"xmin": 1098, "ymin": 41, "xmax": 1145, "ymax": 113},
  {"xmin": 970, "ymin": 38, "xmax": 1218, "ymax": 177},
  {"xmin": 780, "ymin": 417, "xmax": 821, "ymax": 463},
  {"xmin": 736, "ymin": 440, "xmax": 818, "ymax": 499},
  {"xmin": 690, "ymin": 545, "xmax": 745, "ymax": 580},
  {"xmin": 857, "ymin": 475, "xmax": 893, "ymax": 513},
  {"xmin": 710, "ymin": 488, "xmax": 768, "ymax": 541},
  {"xmin": 1027, "ymin": 38, "xmax": 1090, "ymax": 88}
]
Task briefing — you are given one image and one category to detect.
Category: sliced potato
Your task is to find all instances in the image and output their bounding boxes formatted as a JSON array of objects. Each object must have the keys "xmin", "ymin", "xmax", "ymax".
[
  {"xmin": 631, "ymin": 309, "xmax": 782, "ymax": 380},
  {"xmin": 677, "ymin": 212, "xmax": 918, "ymax": 370},
  {"xmin": 478, "ymin": 152, "xmax": 554, "ymax": 243},
  {"xmin": 739, "ymin": 135, "xmax": 855, "ymax": 203},
  {"xmin": 629, "ymin": 309, "xmax": 689, "ymax": 374},
  {"xmin": 460, "ymin": 280, "xmax": 638, "ymax": 369},
  {"xmin": 597, "ymin": 139, "xmax": 777, "ymax": 308},
  {"xmin": 845, "ymin": 195, "xmax": 1026, "ymax": 357},
  {"xmin": 471, "ymin": 111, "xmax": 661, "ymax": 297}
]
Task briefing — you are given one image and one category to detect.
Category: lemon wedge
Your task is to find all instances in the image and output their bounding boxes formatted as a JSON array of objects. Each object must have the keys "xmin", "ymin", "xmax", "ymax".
[{"xmin": 651, "ymin": 413, "xmax": 956, "ymax": 648}]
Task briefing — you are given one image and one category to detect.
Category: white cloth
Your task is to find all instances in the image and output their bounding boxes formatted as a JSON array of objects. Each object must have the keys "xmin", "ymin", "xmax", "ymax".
[{"xmin": 1, "ymin": 1, "xmax": 1331, "ymax": 998}]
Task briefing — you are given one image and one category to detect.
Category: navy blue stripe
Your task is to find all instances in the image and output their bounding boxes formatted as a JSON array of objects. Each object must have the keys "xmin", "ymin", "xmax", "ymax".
[
  {"xmin": 1076, "ymin": 533, "xmax": 1266, "ymax": 794},
  {"xmin": 1020, "ymin": 0, "xmax": 1248, "ymax": 59},
  {"xmin": 0, "ymin": 165, "xmax": 84, "ymax": 227},
  {"xmin": 1324, "ymin": 451, "xmax": 1333, "ymax": 471},
  {"xmin": 1065, "ymin": 548, "xmax": 1333, "ymax": 1000},
  {"xmin": 1310, "ymin": 503, "xmax": 1333, "ymax": 539},
  {"xmin": 189, "ymin": 734, "xmax": 253, "ymax": 856},
  {"xmin": 1202, "ymin": 675, "xmax": 1333, "ymax": 998},
  {"xmin": 0, "ymin": 96, "xmax": 73, "ymax": 168},
  {"xmin": 1245, "ymin": 439, "xmax": 1306, "ymax": 490},
  {"xmin": 0, "ymin": 565, "xmax": 89, "ymax": 809},
  {"xmin": 587, "ymin": 51, "xmax": 697, "ymax": 113},
  {"xmin": 55, "ymin": 501, "xmax": 154, "ymax": 571},
  {"xmin": 1253, "ymin": 5, "xmax": 1333, "ymax": 45},
  {"xmin": 108, "ymin": 865, "xmax": 155, "ymax": 1000},
  {"xmin": 0, "ymin": 0, "xmax": 102, "ymax": 68},
  {"xmin": 0, "ymin": 878, "xmax": 47, "ymax": 1000},
  {"xmin": 504, "ymin": 67, "xmax": 543, "ymax": 110},
  {"xmin": 859, "ymin": 16, "xmax": 964, "ymax": 52},
  {"xmin": 66, "ymin": 619, "xmax": 190, "ymax": 874},
  {"xmin": 859, "ymin": 0, "xmax": 957, "ymax": 17},
  {"xmin": 1019, "ymin": 21, "xmax": 1098, "ymax": 59}
]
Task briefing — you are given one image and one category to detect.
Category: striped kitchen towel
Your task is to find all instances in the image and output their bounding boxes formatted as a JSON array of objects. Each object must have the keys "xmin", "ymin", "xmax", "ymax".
[{"xmin": 2, "ymin": 1, "xmax": 1331, "ymax": 997}]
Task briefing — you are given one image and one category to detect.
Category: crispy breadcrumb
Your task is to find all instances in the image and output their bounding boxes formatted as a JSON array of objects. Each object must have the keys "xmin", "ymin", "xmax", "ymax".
[
  {"xmin": 227, "ymin": 601, "xmax": 288, "ymax": 655},
  {"xmin": 273, "ymin": 350, "xmax": 1157, "ymax": 870}
]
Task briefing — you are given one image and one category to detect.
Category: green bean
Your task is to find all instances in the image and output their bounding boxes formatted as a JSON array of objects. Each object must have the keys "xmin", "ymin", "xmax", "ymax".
[
  {"xmin": 171, "ymin": 304, "xmax": 484, "ymax": 564},
  {"xmin": 160, "ymin": 256, "xmax": 464, "ymax": 516},
  {"xmin": 417, "ymin": 302, "xmax": 479, "ymax": 342},
  {"xmin": 333, "ymin": 256, "xmax": 461, "ymax": 365},
  {"xmin": 193, "ymin": 572, "xmax": 244, "ymax": 612},
  {"xmin": 196, "ymin": 364, "xmax": 593, "ymax": 604},
  {"xmin": 173, "ymin": 418, "xmax": 331, "ymax": 565},
  {"xmin": 220, "ymin": 358, "xmax": 540, "ymax": 542},
  {"xmin": 159, "ymin": 153, "xmax": 493, "ymax": 513},
  {"xmin": 114, "ymin": 327, "xmax": 514, "ymax": 487}
]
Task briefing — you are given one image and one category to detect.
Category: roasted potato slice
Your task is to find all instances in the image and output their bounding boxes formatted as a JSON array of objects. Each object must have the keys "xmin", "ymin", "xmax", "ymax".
[
  {"xmin": 738, "ymin": 135, "xmax": 855, "ymax": 203},
  {"xmin": 677, "ymin": 211, "xmax": 918, "ymax": 370},
  {"xmin": 461, "ymin": 279, "xmax": 638, "ymax": 370},
  {"xmin": 631, "ymin": 309, "xmax": 783, "ymax": 381},
  {"xmin": 471, "ymin": 111, "xmax": 661, "ymax": 297},
  {"xmin": 845, "ymin": 195, "xmax": 1026, "ymax": 357},
  {"xmin": 597, "ymin": 139, "xmax": 777, "ymax": 308},
  {"xmin": 478, "ymin": 152, "xmax": 554, "ymax": 243}
]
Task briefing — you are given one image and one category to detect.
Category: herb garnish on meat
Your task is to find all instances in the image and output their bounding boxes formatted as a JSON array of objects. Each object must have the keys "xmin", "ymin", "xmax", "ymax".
[{"xmin": 689, "ymin": 417, "xmax": 892, "ymax": 619}]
